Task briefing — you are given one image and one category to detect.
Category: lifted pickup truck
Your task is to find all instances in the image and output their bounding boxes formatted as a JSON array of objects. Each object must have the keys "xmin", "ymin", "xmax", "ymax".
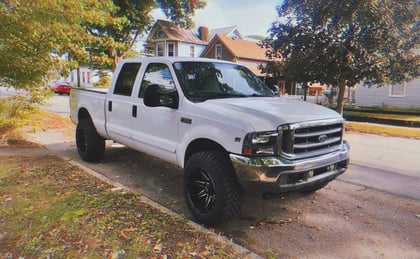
[{"xmin": 70, "ymin": 57, "xmax": 349, "ymax": 225}]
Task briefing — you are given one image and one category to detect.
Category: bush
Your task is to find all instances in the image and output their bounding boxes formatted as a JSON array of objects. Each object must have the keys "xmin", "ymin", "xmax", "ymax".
[{"xmin": 0, "ymin": 96, "xmax": 39, "ymax": 133}]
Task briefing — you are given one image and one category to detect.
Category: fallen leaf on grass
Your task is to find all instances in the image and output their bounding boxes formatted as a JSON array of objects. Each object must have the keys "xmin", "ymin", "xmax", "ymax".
[
  {"xmin": 120, "ymin": 227, "xmax": 138, "ymax": 239},
  {"xmin": 153, "ymin": 243, "xmax": 162, "ymax": 253}
]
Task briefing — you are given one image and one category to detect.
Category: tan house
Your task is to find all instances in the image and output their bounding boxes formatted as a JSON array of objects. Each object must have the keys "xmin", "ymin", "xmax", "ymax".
[{"xmin": 200, "ymin": 34, "xmax": 268, "ymax": 76}]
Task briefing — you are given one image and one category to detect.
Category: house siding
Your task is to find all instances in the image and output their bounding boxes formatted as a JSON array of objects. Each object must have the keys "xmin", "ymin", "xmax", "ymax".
[
  {"xmin": 200, "ymin": 44, "xmax": 235, "ymax": 61},
  {"xmin": 355, "ymin": 78, "xmax": 420, "ymax": 108},
  {"xmin": 178, "ymin": 42, "xmax": 206, "ymax": 57}
]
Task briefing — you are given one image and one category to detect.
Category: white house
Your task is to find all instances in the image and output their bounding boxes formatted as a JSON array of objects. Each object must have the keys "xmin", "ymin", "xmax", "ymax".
[
  {"xmin": 144, "ymin": 20, "xmax": 208, "ymax": 57},
  {"xmin": 209, "ymin": 26, "xmax": 244, "ymax": 40},
  {"xmin": 355, "ymin": 78, "xmax": 420, "ymax": 108}
]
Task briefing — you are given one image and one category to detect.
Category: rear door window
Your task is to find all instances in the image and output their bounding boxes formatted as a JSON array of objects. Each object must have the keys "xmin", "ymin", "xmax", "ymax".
[{"xmin": 113, "ymin": 63, "xmax": 141, "ymax": 96}]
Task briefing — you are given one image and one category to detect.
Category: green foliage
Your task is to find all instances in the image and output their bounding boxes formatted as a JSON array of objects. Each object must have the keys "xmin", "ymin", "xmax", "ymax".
[
  {"xmin": 85, "ymin": 0, "xmax": 207, "ymax": 71},
  {"xmin": 0, "ymin": 0, "xmax": 206, "ymax": 128},
  {"xmin": 262, "ymin": 0, "xmax": 420, "ymax": 113},
  {"xmin": 156, "ymin": 0, "xmax": 207, "ymax": 28},
  {"xmin": 0, "ymin": 1, "xmax": 115, "ymax": 88}
]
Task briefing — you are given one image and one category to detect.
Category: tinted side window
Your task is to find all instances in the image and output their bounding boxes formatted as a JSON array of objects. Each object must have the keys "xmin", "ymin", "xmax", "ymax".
[
  {"xmin": 139, "ymin": 63, "xmax": 176, "ymax": 98},
  {"xmin": 113, "ymin": 63, "xmax": 141, "ymax": 96}
]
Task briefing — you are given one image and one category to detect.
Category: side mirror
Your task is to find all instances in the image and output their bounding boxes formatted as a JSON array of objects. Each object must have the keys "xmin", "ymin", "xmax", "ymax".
[{"xmin": 143, "ymin": 84, "xmax": 178, "ymax": 109}]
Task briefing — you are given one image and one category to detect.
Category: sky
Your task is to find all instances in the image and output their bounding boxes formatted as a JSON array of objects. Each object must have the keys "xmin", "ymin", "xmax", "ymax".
[{"xmin": 151, "ymin": 0, "xmax": 282, "ymax": 37}]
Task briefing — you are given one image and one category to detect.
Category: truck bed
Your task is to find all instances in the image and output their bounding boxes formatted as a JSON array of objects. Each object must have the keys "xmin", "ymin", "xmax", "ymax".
[{"xmin": 70, "ymin": 87, "xmax": 109, "ymax": 139}]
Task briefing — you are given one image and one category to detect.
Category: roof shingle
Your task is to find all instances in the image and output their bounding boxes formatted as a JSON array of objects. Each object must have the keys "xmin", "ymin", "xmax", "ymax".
[
  {"xmin": 152, "ymin": 20, "xmax": 207, "ymax": 45},
  {"xmin": 213, "ymin": 34, "xmax": 268, "ymax": 61}
]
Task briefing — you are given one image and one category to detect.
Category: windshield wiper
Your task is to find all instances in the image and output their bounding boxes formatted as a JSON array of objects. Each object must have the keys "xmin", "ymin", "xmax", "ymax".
[
  {"xmin": 248, "ymin": 93, "xmax": 274, "ymax": 97},
  {"xmin": 192, "ymin": 92, "xmax": 248, "ymax": 102}
]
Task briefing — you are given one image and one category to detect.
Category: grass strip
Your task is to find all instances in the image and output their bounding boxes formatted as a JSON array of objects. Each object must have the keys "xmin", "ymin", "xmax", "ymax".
[
  {"xmin": 345, "ymin": 121, "xmax": 420, "ymax": 139},
  {"xmin": 0, "ymin": 155, "xmax": 241, "ymax": 258}
]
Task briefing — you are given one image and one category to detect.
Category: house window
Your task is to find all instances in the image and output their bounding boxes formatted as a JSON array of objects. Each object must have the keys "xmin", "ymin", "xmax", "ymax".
[
  {"xmin": 156, "ymin": 43, "xmax": 164, "ymax": 56},
  {"xmin": 157, "ymin": 30, "xmax": 165, "ymax": 38},
  {"xmin": 215, "ymin": 44, "xmax": 222, "ymax": 59},
  {"xmin": 87, "ymin": 72, "xmax": 91, "ymax": 83},
  {"xmin": 168, "ymin": 43, "xmax": 175, "ymax": 56},
  {"xmin": 190, "ymin": 46, "xmax": 195, "ymax": 57},
  {"xmin": 389, "ymin": 83, "xmax": 406, "ymax": 97}
]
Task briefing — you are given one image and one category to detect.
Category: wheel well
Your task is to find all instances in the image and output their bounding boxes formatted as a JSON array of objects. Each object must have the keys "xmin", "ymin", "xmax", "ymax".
[
  {"xmin": 184, "ymin": 139, "xmax": 227, "ymax": 165},
  {"xmin": 78, "ymin": 108, "xmax": 92, "ymax": 122}
]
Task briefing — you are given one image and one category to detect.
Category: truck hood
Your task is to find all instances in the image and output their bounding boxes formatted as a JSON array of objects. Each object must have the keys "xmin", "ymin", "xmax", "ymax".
[{"xmin": 198, "ymin": 97, "xmax": 342, "ymax": 131}]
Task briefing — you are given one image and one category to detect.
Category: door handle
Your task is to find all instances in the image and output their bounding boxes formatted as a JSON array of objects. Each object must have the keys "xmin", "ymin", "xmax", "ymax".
[
  {"xmin": 108, "ymin": 101, "xmax": 112, "ymax": 112},
  {"xmin": 132, "ymin": 105, "xmax": 137, "ymax": 117}
]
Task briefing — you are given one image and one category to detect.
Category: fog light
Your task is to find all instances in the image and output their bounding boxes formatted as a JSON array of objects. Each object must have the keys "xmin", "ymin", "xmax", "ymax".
[
  {"xmin": 308, "ymin": 170, "xmax": 314, "ymax": 178},
  {"xmin": 327, "ymin": 164, "xmax": 336, "ymax": 171}
]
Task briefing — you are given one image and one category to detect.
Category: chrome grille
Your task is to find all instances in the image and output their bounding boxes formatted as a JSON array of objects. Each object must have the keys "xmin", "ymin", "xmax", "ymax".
[{"xmin": 279, "ymin": 119, "xmax": 344, "ymax": 159}]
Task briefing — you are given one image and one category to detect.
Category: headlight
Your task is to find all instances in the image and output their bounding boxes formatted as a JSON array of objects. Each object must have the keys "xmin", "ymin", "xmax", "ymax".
[{"xmin": 242, "ymin": 131, "xmax": 278, "ymax": 156}]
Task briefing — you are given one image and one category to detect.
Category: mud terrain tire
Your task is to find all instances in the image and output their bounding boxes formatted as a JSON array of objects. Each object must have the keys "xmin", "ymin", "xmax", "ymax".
[
  {"xmin": 183, "ymin": 150, "xmax": 243, "ymax": 225},
  {"xmin": 76, "ymin": 118, "xmax": 105, "ymax": 162}
]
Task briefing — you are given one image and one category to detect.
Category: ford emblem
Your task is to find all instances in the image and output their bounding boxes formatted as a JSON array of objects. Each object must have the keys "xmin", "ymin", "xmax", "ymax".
[{"xmin": 318, "ymin": 134, "xmax": 329, "ymax": 143}]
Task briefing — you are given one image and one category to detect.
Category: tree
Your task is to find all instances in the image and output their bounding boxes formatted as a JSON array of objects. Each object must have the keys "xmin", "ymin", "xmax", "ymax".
[
  {"xmin": 0, "ymin": 0, "xmax": 206, "ymax": 105},
  {"xmin": 0, "ymin": 0, "xmax": 115, "ymax": 98},
  {"xmin": 86, "ymin": 0, "xmax": 206, "ymax": 71},
  {"xmin": 261, "ymin": 0, "xmax": 420, "ymax": 114}
]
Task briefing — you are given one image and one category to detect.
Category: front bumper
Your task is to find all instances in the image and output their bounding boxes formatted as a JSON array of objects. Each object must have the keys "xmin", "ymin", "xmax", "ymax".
[{"xmin": 230, "ymin": 141, "xmax": 350, "ymax": 193}]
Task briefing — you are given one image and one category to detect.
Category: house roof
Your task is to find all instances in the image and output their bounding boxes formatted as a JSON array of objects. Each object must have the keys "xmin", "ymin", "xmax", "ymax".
[
  {"xmin": 149, "ymin": 20, "xmax": 207, "ymax": 45},
  {"xmin": 209, "ymin": 26, "xmax": 243, "ymax": 39},
  {"xmin": 204, "ymin": 34, "xmax": 269, "ymax": 61}
]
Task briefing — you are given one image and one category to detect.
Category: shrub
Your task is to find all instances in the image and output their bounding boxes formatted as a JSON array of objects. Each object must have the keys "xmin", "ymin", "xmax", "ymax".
[{"xmin": 0, "ymin": 96, "xmax": 39, "ymax": 133}]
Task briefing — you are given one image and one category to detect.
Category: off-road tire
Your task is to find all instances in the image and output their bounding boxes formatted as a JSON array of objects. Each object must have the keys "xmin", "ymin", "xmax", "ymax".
[
  {"xmin": 183, "ymin": 150, "xmax": 243, "ymax": 225},
  {"xmin": 76, "ymin": 118, "xmax": 105, "ymax": 162}
]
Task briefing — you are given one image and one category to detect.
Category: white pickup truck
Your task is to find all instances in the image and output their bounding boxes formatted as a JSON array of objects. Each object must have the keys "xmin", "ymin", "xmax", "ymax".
[{"xmin": 70, "ymin": 57, "xmax": 350, "ymax": 225}]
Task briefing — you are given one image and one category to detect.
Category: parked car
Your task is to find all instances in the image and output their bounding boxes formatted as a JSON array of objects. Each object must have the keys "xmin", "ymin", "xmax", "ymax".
[{"xmin": 51, "ymin": 84, "xmax": 71, "ymax": 95}]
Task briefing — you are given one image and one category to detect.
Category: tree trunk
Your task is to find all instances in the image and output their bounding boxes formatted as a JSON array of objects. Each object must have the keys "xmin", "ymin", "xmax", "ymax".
[
  {"xmin": 109, "ymin": 47, "xmax": 122, "ymax": 72},
  {"xmin": 336, "ymin": 79, "xmax": 346, "ymax": 114},
  {"xmin": 111, "ymin": 56, "xmax": 122, "ymax": 72},
  {"xmin": 303, "ymin": 81, "xmax": 308, "ymax": 101}
]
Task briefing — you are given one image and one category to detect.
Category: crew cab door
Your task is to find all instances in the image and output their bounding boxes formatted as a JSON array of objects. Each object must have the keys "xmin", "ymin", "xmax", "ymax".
[
  {"xmin": 106, "ymin": 62, "xmax": 142, "ymax": 145},
  {"xmin": 131, "ymin": 62, "xmax": 179, "ymax": 163}
]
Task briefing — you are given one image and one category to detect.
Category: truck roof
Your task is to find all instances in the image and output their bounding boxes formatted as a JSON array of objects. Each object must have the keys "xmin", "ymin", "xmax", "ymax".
[{"xmin": 121, "ymin": 56, "xmax": 235, "ymax": 65}]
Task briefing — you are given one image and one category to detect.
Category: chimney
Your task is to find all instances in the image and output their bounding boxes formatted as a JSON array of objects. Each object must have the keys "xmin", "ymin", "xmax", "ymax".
[{"xmin": 198, "ymin": 26, "xmax": 209, "ymax": 42}]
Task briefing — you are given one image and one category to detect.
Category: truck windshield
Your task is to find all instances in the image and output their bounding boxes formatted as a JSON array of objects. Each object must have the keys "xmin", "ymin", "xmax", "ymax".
[{"xmin": 173, "ymin": 62, "xmax": 275, "ymax": 102}]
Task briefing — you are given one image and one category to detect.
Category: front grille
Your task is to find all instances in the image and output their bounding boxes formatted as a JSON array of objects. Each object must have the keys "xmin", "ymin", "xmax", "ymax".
[{"xmin": 279, "ymin": 119, "xmax": 344, "ymax": 159}]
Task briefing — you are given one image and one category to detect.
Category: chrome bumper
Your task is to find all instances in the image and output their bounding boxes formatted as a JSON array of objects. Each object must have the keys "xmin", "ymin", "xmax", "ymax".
[{"xmin": 230, "ymin": 141, "xmax": 350, "ymax": 192}]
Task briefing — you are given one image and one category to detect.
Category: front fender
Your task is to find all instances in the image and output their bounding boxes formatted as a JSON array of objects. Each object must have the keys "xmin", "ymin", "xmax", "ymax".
[{"xmin": 176, "ymin": 124, "xmax": 246, "ymax": 168}]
